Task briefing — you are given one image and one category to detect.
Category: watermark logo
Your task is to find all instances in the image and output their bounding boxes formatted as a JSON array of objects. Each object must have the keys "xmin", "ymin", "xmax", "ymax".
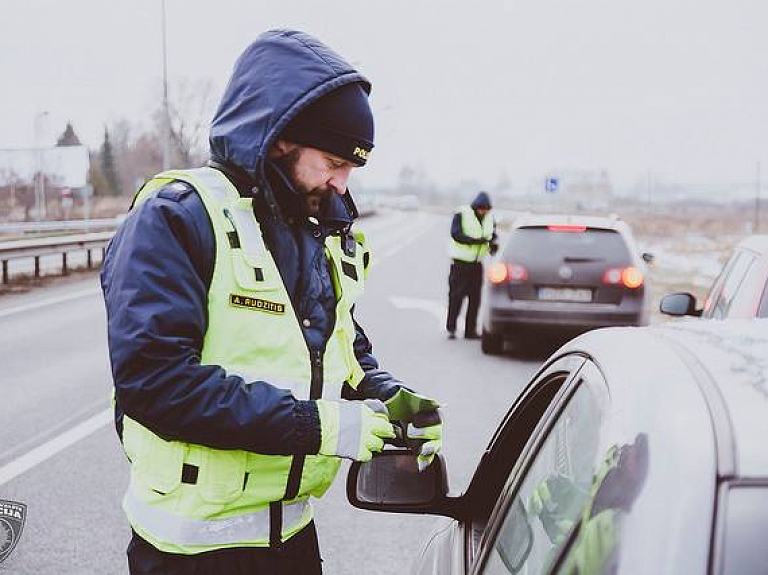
[{"xmin": 0, "ymin": 500, "xmax": 26, "ymax": 564}]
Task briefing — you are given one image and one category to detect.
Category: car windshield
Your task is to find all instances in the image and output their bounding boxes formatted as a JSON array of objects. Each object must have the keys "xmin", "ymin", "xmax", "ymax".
[
  {"xmin": 719, "ymin": 485, "xmax": 768, "ymax": 575},
  {"xmin": 505, "ymin": 227, "xmax": 631, "ymax": 265}
]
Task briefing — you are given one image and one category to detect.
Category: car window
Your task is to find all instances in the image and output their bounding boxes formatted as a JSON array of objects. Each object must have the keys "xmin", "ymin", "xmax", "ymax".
[
  {"xmin": 479, "ymin": 363, "xmax": 608, "ymax": 575},
  {"xmin": 505, "ymin": 227, "xmax": 631, "ymax": 266},
  {"xmin": 709, "ymin": 252, "xmax": 756, "ymax": 319},
  {"xmin": 465, "ymin": 355, "xmax": 586, "ymax": 559},
  {"xmin": 757, "ymin": 280, "xmax": 768, "ymax": 318},
  {"xmin": 719, "ymin": 485, "xmax": 768, "ymax": 575}
]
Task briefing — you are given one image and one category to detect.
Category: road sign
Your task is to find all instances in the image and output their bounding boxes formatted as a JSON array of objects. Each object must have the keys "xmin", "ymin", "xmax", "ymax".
[{"xmin": 545, "ymin": 177, "xmax": 559, "ymax": 193}]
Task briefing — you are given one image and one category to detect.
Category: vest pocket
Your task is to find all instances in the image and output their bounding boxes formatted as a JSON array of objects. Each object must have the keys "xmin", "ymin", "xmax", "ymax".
[
  {"xmin": 199, "ymin": 448, "xmax": 248, "ymax": 504},
  {"xmin": 124, "ymin": 418, "xmax": 186, "ymax": 495},
  {"xmin": 231, "ymin": 250, "xmax": 283, "ymax": 293}
]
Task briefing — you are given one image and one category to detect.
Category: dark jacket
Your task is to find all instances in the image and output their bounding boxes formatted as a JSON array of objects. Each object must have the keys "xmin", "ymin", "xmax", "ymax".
[{"xmin": 101, "ymin": 30, "xmax": 401, "ymax": 457}]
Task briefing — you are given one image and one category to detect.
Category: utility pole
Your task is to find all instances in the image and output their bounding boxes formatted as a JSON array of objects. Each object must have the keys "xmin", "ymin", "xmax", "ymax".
[
  {"xmin": 161, "ymin": 0, "xmax": 171, "ymax": 170},
  {"xmin": 646, "ymin": 170, "xmax": 652, "ymax": 207},
  {"xmin": 756, "ymin": 161, "xmax": 762, "ymax": 233},
  {"xmin": 34, "ymin": 111, "xmax": 49, "ymax": 222}
]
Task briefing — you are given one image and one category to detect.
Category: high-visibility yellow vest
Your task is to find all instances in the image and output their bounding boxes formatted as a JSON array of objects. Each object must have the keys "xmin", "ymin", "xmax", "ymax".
[
  {"xmin": 449, "ymin": 205, "xmax": 495, "ymax": 262},
  {"xmin": 120, "ymin": 167, "xmax": 369, "ymax": 554}
]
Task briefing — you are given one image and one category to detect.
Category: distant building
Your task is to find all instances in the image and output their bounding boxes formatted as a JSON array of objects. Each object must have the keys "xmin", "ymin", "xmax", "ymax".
[
  {"xmin": 0, "ymin": 145, "xmax": 89, "ymax": 190},
  {"xmin": 0, "ymin": 124, "xmax": 90, "ymax": 220}
]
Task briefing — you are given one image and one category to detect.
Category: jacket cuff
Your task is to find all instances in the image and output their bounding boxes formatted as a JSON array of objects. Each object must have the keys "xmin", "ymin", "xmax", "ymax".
[{"xmin": 294, "ymin": 400, "xmax": 322, "ymax": 454}]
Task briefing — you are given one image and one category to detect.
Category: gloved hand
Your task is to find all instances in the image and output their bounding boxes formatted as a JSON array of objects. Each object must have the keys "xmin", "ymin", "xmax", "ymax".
[
  {"xmin": 384, "ymin": 388, "xmax": 441, "ymax": 422},
  {"xmin": 385, "ymin": 388, "xmax": 443, "ymax": 472},
  {"xmin": 406, "ymin": 416, "xmax": 443, "ymax": 472},
  {"xmin": 489, "ymin": 241, "xmax": 499, "ymax": 256},
  {"xmin": 316, "ymin": 399, "xmax": 396, "ymax": 462},
  {"xmin": 527, "ymin": 475, "xmax": 579, "ymax": 544}
]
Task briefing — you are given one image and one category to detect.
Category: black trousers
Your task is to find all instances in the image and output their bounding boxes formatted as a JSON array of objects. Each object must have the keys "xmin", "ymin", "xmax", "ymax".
[
  {"xmin": 446, "ymin": 260, "xmax": 483, "ymax": 335},
  {"xmin": 127, "ymin": 522, "xmax": 322, "ymax": 575}
]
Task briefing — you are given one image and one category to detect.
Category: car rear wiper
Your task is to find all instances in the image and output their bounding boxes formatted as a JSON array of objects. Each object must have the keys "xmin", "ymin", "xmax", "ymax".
[{"xmin": 563, "ymin": 256, "xmax": 604, "ymax": 263}]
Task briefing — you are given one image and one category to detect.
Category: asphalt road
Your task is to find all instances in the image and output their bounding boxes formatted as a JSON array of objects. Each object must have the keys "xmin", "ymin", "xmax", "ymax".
[{"xmin": 0, "ymin": 210, "xmax": 542, "ymax": 574}]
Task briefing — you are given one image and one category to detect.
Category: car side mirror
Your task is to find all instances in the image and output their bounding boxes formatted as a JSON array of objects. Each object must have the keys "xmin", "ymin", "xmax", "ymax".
[
  {"xmin": 347, "ymin": 450, "xmax": 449, "ymax": 513},
  {"xmin": 660, "ymin": 292, "xmax": 701, "ymax": 317},
  {"xmin": 642, "ymin": 252, "xmax": 655, "ymax": 264}
]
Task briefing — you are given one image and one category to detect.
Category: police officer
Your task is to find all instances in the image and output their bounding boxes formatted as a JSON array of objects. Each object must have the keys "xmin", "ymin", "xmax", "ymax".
[
  {"xmin": 101, "ymin": 30, "xmax": 442, "ymax": 574},
  {"xmin": 446, "ymin": 191, "xmax": 498, "ymax": 339}
]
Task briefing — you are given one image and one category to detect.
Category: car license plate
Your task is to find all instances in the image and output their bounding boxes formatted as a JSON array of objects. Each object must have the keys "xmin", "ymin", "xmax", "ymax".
[{"xmin": 537, "ymin": 287, "xmax": 593, "ymax": 302}]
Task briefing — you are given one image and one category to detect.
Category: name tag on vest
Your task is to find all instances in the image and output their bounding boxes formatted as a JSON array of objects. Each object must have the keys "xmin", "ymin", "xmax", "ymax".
[{"xmin": 229, "ymin": 294, "xmax": 286, "ymax": 315}]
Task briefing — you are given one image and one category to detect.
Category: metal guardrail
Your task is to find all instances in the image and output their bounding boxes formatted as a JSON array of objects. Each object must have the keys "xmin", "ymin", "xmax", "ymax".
[
  {"xmin": 0, "ymin": 218, "xmax": 122, "ymax": 235},
  {"xmin": 0, "ymin": 231, "xmax": 114, "ymax": 284},
  {"xmin": 0, "ymin": 207, "xmax": 377, "ymax": 285}
]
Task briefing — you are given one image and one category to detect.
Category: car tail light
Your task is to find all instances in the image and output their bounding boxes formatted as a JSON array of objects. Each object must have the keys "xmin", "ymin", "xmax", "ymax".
[
  {"xmin": 487, "ymin": 263, "xmax": 529, "ymax": 284},
  {"xmin": 603, "ymin": 266, "xmax": 644, "ymax": 289},
  {"xmin": 547, "ymin": 224, "xmax": 587, "ymax": 232},
  {"xmin": 487, "ymin": 262, "xmax": 508, "ymax": 284},
  {"xmin": 508, "ymin": 264, "xmax": 529, "ymax": 281}
]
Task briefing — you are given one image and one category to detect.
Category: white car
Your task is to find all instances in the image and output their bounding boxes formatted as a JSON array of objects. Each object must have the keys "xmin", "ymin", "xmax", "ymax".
[{"xmin": 348, "ymin": 319, "xmax": 768, "ymax": 575}]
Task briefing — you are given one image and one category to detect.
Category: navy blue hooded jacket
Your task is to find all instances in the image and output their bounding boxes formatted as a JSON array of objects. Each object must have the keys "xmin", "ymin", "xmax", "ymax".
[{"xmin": 101, "ymin": 30, "xmax": 402, "ymax": 456}]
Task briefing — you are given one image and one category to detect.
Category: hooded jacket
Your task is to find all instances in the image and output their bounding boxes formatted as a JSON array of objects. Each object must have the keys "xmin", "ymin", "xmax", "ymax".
[{"xmin": 101, "ymin": 29, "xmax": 401, "ymax": 457}]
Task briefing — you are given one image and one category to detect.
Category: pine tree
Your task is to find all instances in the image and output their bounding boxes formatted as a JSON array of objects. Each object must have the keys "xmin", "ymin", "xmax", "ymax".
[
  {"xmin": 56, "ymin": 122, "xmax": 82, "ymax": 146},
  {"xmin": 100, "ymin": 127, "xmax": 122, "ymax": 196}
]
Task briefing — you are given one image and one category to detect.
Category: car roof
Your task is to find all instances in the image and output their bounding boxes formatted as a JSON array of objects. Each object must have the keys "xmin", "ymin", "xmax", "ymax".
[
  {"xmin": 562, "ymin": 319, "xmax": 768, "ymax": 478},
  {"xmin": 736, "ymin": 234, "xmax": 768, "ymax": 257},
  {"xmin": 654, "ymin": 318, "xmax": 768, "ymax": 478},
  {"xmin": 512, "ymin": 212, "xmax": 629, "ymax": 233},
  {"xmin": 552, "ymin": 320, "xmax": 768, "ymax": 573}
]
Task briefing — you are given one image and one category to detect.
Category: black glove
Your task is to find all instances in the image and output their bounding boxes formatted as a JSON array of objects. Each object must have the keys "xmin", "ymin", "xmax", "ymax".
[{"xmin": 489, "ymin": 242, "xmax": 499, "ymax": 256}]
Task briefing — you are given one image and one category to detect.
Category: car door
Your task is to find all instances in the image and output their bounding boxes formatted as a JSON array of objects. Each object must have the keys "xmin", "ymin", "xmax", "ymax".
[
  {"xmin": 704, "ymin": 250, "xmax": 756, "ymax": 319},
  {"xmin": 471, "ymin": 360, "xmax": 610, "ymax": 575},
  {"xmin": 412, "ymin": 354, "xmax": 587, "ymax": 575}
]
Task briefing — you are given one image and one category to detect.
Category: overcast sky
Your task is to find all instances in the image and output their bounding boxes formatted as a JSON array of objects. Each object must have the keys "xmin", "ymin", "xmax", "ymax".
[{"xmin": 2, "ymin": 0, "xmax": 768, "ymax": 192}]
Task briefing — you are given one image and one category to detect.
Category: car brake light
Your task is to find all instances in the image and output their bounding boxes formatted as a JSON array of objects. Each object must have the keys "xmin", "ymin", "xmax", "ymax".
[
  {"xmin": 487, "ymin": 263, "xmax": 529, "ymax": 284},
  {"xmin": 622, "ymin": 267, "xmax": 644, "ymax": 289},
  {"xmin": 547, "ymin": 224, "xmax": 587, "ymax": 232},
  {"xmin": 603, "ymin": 267, "xmax": 644, "ymax": 289},
  {"xmin": 508, "ymin": 264, "xmax": 529, "ymax": 281},
  {"xmin": 487, "ymin": 262, "xmax": 508, "ymax": 284}
]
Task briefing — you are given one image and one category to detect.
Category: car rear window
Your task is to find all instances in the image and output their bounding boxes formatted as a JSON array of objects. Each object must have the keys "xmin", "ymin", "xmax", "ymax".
[
  {"xmin": 719, "ymin": 485, "xmax": 768, "ymax": 575},
  {"xmin": 505, "ymin": 226, "xmax": 632, "ymax": 266}
]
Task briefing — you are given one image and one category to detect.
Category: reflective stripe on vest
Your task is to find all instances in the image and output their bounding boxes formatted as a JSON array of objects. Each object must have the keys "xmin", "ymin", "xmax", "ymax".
[
  {"xmin": 121, "ymin": 167, "xmax": 368, "ymax": 553},
  {"xmin": 124, "ymin": 487, "xmax": 311, "ymax": 549},
  {"xmin": 449, "ymin": 205, "xmax": 495, "ymax": 262}
]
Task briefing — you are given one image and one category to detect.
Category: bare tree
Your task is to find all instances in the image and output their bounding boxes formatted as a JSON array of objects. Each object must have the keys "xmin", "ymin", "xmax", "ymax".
[{"xmin": 154, "ymin": 78, "xmax": 216, "ymax": 167}]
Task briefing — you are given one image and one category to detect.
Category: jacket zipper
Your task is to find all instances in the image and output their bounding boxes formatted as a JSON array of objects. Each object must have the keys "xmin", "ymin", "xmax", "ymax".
[{"xmin": 309, "ymin": 348, "xmax": 323, "ymax": 400}]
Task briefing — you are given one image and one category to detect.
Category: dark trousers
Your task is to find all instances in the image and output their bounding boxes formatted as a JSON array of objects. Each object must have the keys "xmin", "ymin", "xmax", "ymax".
[
  {"xmin": 446, "ymin": 260, "xmax": 483, "ymax": 336},
  {"xmin": 127, "ymin": 522, "xmax": 322, "ymax": 575}
]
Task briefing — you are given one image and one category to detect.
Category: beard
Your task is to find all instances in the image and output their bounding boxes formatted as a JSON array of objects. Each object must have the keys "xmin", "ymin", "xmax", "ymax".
[{"xmin": 277, "ymin": 149, "xmax": 332, "ymax": 217}]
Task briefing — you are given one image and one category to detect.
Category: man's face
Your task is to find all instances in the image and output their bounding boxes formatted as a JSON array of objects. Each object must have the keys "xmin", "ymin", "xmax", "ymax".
[
  {"xmin": 272, "ymin": 141, "xmax": 356, "ymax": 216},
  {"xmin": 476, "ymin": 206, "xmax": 491, "ymax": 217}
]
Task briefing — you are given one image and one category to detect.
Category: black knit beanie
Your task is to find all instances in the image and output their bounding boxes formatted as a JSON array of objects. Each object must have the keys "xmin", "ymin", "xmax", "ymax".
[{"xmin": 281, "ymin": 83, "xmax": 374, "ymax": 166}]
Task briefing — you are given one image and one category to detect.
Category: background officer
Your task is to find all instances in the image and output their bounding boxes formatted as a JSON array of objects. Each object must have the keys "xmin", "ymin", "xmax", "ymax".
[{"xmin": 446, "ymin": 191, "xmax": 498, "ymax": 339}]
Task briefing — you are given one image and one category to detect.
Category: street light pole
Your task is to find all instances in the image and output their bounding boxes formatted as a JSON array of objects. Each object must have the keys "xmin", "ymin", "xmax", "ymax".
[
  {"xmin": 161, "ymin": 0, "xmax": 171, "ymax": 170},
  {"xmin": 756, "ymin": 161, "xmax": 762, "ymax": 233},
  {"xmin": 34, "ymin": 110, "xmax": 49, "ymax": 222}
]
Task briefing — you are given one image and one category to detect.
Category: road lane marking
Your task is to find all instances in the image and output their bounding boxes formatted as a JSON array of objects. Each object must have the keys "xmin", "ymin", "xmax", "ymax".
[
  {"xmin": 0, "ymin": 398, "xmax": 109, "ymax": 465},
  {"xmin": 0, "ymin": 287, "xmax": 102, "ymax": 319},
  {"xmin": 389, "ymin": 296, "xmax": 446, "ymax": 325},
  {"xmin": 376, "ymin": 216, "xmax": 436, "ymax": 262},
  {"xmin": 0, "ymin": 408, "xmax": 112, "ymax": 487}
]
